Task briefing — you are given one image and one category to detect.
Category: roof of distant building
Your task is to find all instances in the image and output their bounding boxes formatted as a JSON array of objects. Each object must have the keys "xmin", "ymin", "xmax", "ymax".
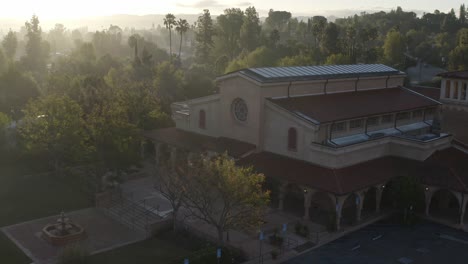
[
  {"xmin": 229, "ymin": 64, "xmax": 404, "ymax": 83},
  {"xmin": 268, "ymin": 87, "xmax": 440, "ymax": 124},
  {"xmin": 438, "ymin": 71, "xmax": 468, "ymax": 80},
  {"xmin": 143, "ymin": 127, "xmax": 256, "ymax": 158}
]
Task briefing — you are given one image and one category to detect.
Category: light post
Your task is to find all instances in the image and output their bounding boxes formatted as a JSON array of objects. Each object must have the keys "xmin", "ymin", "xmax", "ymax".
[
  {"xmin": 217, "ymin": 248, "xmax": 221, "ymax": 264},
  {"xmin": 258, "ymin": 230, "xmax": 264, "ymax": 264}
]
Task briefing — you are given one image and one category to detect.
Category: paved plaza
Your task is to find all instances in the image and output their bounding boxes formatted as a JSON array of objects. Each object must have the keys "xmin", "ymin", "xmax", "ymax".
[
  {"xmin": 284, "ymin": 220, "xmax": 468, "ymax": 264},
  {"xmin": 2, "ymin": 208, "xmax": 145, "ymax": 264}
]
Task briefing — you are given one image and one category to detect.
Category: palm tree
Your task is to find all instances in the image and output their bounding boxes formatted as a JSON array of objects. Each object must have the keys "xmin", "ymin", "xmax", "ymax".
[
  {"xmin": 175, "ymin": 19, "xmax": 190, "ymax": 59},
  {"xmin": 163, "ymin": 14, "xmax": 176, "ymax": 61},
  {"xmin": 128, "ymin": 34, "xmax": 140, "ymax": 63}
]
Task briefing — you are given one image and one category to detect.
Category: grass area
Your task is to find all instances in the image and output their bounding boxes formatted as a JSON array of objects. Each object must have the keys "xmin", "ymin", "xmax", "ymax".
[
  {"xmin": 87, "ymin": 231, "xmax": 207, "ymax": 264},
  {"xmin": 0, "ymin": 153, "xmax": 93, "ymax": 264}
]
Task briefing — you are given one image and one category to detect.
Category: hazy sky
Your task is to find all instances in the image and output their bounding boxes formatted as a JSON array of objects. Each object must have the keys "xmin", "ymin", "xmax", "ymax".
[{"xmin": 1, "ymin": 0, "xmax": 465, "ymax": 20}]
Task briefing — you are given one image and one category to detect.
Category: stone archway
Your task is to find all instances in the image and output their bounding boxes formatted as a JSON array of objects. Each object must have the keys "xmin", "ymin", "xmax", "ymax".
[
  {"xmin": 341, "ymin": 193, "xmax": 359, "ymax": 226},
  {"xmin": 307, "ymin": 191, "xmax": 336, "ymax": 226},
  {"xmin": 429, "ymin": 189, "xmax": 461, "ymax": 223},
  {"xmin": 363, "ymin": 187, "xmax": 377, "ymax": 213}
]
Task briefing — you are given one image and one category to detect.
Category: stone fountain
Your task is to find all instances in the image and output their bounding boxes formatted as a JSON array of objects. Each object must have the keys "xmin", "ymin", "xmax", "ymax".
[{"xmin": 42, "ymin": 211, "xmax": 86, "ymax": 246}]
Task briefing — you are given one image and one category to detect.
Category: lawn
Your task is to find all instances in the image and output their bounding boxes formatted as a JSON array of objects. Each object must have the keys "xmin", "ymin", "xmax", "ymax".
[
  {"xmin": 87, "ymin": 231, "xmax": 207, "ymax": 264},
  {"xmin": 0, "ymin": 153, "xmax": 93, "ymax": 264}
]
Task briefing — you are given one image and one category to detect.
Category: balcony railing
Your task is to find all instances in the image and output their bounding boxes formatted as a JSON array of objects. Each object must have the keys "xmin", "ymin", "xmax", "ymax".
[{"xmin": 307, "ymin": 132, "xmax": 452, "ymax": 168}]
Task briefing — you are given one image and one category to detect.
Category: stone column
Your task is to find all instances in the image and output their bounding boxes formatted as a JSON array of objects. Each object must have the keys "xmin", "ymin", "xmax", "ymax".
[
  {"xmin": 424, "ymin": 186, "xmax": 436, "ymax": 216},
  {"xmin": 278, "ymin": 182, "xmax": 288, "ymax": 211},
  {"xmin": 375, "ymin": 184, "xmax": 384, "ymax": 213},
  {"xmin": 170, "ymin": 146, "xmax": 177, "ymax": 169},
  {"xmin": 154, "ymin": 142, "xmax": 162, "ymax": 165},
  {"xmin": 441, "ymin": 79, "xmax": 446, "ymax": 99},
  {"xmin": 450, "ymin": 80, "xmax": 455, "ymax": 99},
  {"xmin": 303, "ymin": 187, "xmax": 315, "ymax": 220},
  {"xmin": 140, "ymin": 140, "xmax": 145, "ymax": 159},
  {"xmin": 335, "ymin": 195, "xmax": 347, "ymax": 231},
  {"xmin": 355, "ymin": 191, "xmax": 366, "ymax": 223},
  {"xmin": 458, "ymin": 81, "xmax": 463, "ymax": 101},
  {"xmin": 460, "ymin": 194, "xmax": 468, "ymax": 227}
]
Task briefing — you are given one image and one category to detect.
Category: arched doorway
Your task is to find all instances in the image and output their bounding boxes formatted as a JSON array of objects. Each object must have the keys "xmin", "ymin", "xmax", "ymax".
[
  {"xmin": 363, "ymin": 187, "xmax": 377, "ymax": 214},
  {"xmin": 341, "ymin": 193, "xmax": 358, "ymax": 226},
  {"xmin": 429, "ymin": 189, "xmax": 460, "ymax": 223},
  {"xmin": 282, "ymin": 185, "xmax": 307, "ymax": 218},
  {"xmin": 308, "ymin": 191, "xmax": 335, "ymax": 226}
]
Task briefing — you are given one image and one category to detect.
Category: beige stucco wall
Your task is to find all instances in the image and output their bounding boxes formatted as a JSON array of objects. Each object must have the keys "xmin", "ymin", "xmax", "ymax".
[
  {"xmin": 217, "ymin": 77, "xmax": 263, "ymax": 145},
  {"xmin": 262, "ymin": 104, "xmax": 318, "ymax": 159},
  {"xmin": 188, "ymin": 99, "xmax": 221, "ymax": 137}
]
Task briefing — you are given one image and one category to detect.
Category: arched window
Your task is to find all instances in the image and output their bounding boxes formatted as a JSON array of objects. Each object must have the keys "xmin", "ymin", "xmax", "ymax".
[
  {"xmin": 288, "ymin": 128, "xmax": 297, "ymax": 151},
  {"xmin": 199, "ymin": 110, "xmax": 206, "ymax": 129}
]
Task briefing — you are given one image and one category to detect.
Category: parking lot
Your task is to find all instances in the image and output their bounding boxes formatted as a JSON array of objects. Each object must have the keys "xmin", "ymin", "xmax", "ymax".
[{"xmin": 284, "ymin": 220, "xmax": 468, "ymax": 264}]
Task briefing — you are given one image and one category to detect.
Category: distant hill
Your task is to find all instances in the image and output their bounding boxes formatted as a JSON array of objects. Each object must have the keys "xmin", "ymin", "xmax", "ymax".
[{"xmin": 0, "ymin": 8, "xmax": 426, "ymax": 32}]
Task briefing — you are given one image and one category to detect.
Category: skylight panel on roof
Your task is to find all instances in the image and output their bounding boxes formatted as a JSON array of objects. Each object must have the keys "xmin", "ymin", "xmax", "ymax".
[{"xmin": 243, "ymin": 64, "xmax": 400, "ymax": 82}]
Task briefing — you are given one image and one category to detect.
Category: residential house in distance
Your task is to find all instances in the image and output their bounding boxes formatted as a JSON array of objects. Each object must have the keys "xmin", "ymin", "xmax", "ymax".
[{"xmin": 145, "ymin": 64, "xmax": 468, "ymax": 230}]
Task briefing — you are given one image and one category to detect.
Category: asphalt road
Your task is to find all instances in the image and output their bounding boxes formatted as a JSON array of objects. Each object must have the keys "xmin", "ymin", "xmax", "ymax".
[{"xmin": 284, "ymin": 220, "xmax": 468, "ymax": 264}]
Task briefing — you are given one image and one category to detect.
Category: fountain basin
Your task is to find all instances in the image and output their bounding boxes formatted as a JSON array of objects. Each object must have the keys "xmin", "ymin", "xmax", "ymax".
[{"xmin": 42, "ymin": 223, "xmax": 86, "ymax": 246}]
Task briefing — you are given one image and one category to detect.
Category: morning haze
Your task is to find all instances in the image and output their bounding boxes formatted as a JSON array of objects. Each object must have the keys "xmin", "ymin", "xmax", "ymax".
[{"xmin": 1, "ymin": 1, "xmax": 468, "ymax": 264}]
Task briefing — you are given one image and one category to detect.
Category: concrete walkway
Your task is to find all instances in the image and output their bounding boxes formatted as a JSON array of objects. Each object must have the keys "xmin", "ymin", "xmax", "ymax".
[{"xmin": 2, "ymin": 208, "xmax": 145, "ymax": 264}]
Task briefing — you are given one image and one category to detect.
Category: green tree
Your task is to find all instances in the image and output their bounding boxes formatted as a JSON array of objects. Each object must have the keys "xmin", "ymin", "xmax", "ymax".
[
  {"xmin": 0, "ymin": 65, "xmax": 39, "ymax": 119},
  {"xmin": 225, "ymin": 46, "xmax": 278, "ymax": 73},
  {"xmin": 156, "ymin": 159, "xmax": 188, "ymax": 231},
  {"xmin": 154, "ymin": 61, "xmax": 185, "ymax": 109},
  {"xmin": 22, "ymin": 15, "xmax": 49, "ymax": 73},
  {"xmin": 460, "ymin": 4, "xmax": 466, "ymax": 24},
  {"xmin": 48, "ymin": 23, "xmax": 67, "ymax": 53},
  {"xmin": 325, "ymin": 53, "xmax": 351, "ymax": 65},
  {"xmin": 216, "ymin": 8, "xmax": 245, "ymax": 60},
  {"xmin": 184, "ymin": 153, "xmax": 270, "ymax": 244},
  {"xmin": 321, "ymin": 22, "xmax": 340, "ymax": 56},
  {"xmin": 175, "ymin": 18, "xmax": 190, "ymax": 59},
  {"xmin": 311, "ymin": 16, "xmax": 327, "ymax": 49},
  {"xmin": 383, "ymin": 29, "xmax": 406, "ymax": 68},
  {"xmin": 264, "ymin": 9, "xmax": 291, "ymax": 32},
  {"xmin": 2, "ymin": 30, "xmax": 18, "ymax": 60},
  {"xmin": 240, "ymin": 6, "xmax": 261, "ymax": 52},
  {"xmin": 0, "ymin": 49, "xmax": 6, "ymax": 74},
  {"xmin": 128, "ymin": 34, "xmax": 142, "ymax": 64},
  {"xmin": 18, "ymin": 95, "xmax": 90, "ymax": 171},
  {"xmin": 195, "ymin": 9, "xmax": 215, "ymax": 64},
  {"xmin": 163, "ymin": 13, "xmax": 176, "ymax": 61},
  {"xmin": 0, "ymin": 112, "xmax": 10, "ymax": 148},
  {"xmin": 87, "ymin": 100, "xmax": 140, "ymax": 172}
]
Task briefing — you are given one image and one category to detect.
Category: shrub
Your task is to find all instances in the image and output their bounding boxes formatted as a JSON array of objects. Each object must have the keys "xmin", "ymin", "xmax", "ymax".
[
  {"xmin": 271, "ymin": 249, "xmax": 279, "ymax": 260},
  {"xmin": 268, "ymin": 230, "xmax": 284, "ymax": 247},
  {"xmin": 58, "ymin": 244, "xmax": 89, "ymax": 264},
  {"xmin": 294, "ymin": 222, "xmax": 309, "ymax": 238}
]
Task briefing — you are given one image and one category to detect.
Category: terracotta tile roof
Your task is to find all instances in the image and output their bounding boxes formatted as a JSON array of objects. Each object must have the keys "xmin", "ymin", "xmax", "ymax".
[
  {"xmin": 237, "ymin": 152, "xmax": 414, "ymax": 195},
  {"xmin": 268, "ymin": 87, "xmax": 440, "ymax": 123},
  {"xmin": 438, "ymin": 71, "xmax": 468, "ymax": 80},
  {"xmin": 239, "ymin": 147, "xmax": 468, "ymax": 195},
  {"xmin": 143, "ymin": 127, "xmax": 256, "ymax": 158},
  {"xmin": 408, "ymin": 86, "xmax": 441, "ymax": 101}
]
